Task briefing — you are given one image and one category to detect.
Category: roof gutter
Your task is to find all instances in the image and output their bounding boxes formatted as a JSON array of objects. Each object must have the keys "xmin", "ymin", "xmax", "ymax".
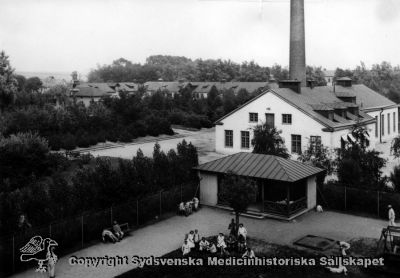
[{"xmin": 321, "ymin": 118, "xmax": 376, "ymax": 132}]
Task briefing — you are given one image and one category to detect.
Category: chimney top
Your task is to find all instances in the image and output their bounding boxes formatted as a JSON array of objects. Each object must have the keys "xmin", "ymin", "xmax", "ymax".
[
  {"xmin": 279, "ymin": 80, "xmax": 302, "ymax": 94},
  {"xmin": 336, "ymin": 77, "xmax": 352, "ymax": 87}
]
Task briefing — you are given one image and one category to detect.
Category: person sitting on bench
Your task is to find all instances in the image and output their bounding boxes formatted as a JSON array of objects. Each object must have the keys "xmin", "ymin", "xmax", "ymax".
[
  {"xmin": 182, "ymin": 240, "xmax": 191, "ymax": 256},
  {"xmin": 199, "ymin": 237, "xmax": 210, "ymax": 252},
  {"xmin": 242, "ymin": 247, "xmax": 255, "ymax": 258},
  {"xmin": 226, "ymin": 234, "xmax": 237, "ymax": 251},
  {"xmin": 217, "ymin": 233, "xmax": 228, "ymax": 255},
  {"xmin": 102, "ymin": 229, "xmax": 118, "ymax": 243},
  {"xmin": 113, "ymin": 221, "xmax": 124, "ymax": 241},
  {"xmin": 184, "ymin": 202, "xmax": 191, "ymax": 216},
  {"xmin": 193, "ymin": 197, "xmax": 199, "ymax": 211},
  {"xmin": 207, "ymin": 241, "xmax": 217, "ymax": 254},
  {"xmin": 187, "ymin": 230, "xmax": 195, "ymax": 249},
  {"xmin": 178, "ymin": 202, "xmax": 185, "ymax": 215},
  {"xmin": 237, "ymin": 234, "xmax": 247, "ymax": 253},
  {"xmin": 237, "ymin": 223, "xmax": 247, "ymax": 240}
]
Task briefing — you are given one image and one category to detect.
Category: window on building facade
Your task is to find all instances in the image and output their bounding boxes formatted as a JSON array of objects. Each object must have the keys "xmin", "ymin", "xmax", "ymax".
[
  {"xmin": 382, "ymin": 114, "xmax": 385, "ymax": 136},
  {"xmin": 241, "ymin": 131, "xmax": 250, "ymax": 149},
  {"xmin": 388, "ymin": 113, "xmax": 391, "ymax": 135},
  {"xmin": 291, "ymin": 134, "xmax": 302, "ymax": 154},
  {"xmin": 394, "ymin": 112, "xmax": 396, "ymax": 133},
  {"xmin": 375, "ymin": 116, "xmax": 378, "ymax": 138},
  {"xmin": 225, "ymin": 130, "xmax": 233, "ymax": 147},
  {"xmin": 282, "ymin": 114, "xmax": 292, "ymax": 124},
  {"xmin": 249, "ymin": 113, "xmax": 258, "ymax": 123},
  {"xmin": 310, "ymin": 136, "xmax": 322, "ymax": 152}
]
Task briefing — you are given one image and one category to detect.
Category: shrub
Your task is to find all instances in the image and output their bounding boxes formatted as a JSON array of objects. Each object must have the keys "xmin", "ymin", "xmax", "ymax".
[
  {"xmin": 48, "ymin": 134, "xmax": 62, "ymax": 151},
  {"xmin": 61, "ymin": 133, "xmax": 77, "ymax": 150},
  {"xmin": 390, "ymin": 165, "xmax": 400, "ymax": 193}
]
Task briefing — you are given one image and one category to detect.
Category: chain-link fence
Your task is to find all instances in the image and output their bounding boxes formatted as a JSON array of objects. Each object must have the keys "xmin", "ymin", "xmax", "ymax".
[
  {"xmin": 318, "ymin": 183, "xmax": 400, "ymax": 219},
  {"xmin": 0, "ymin": 182, "xmax": 198, "ymax": 277}
]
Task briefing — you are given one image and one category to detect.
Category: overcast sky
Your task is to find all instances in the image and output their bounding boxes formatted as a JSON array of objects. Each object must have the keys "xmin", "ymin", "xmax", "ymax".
[{"xmin": 1, "ymin": 0, "xmax": 400, "ymax": 75}]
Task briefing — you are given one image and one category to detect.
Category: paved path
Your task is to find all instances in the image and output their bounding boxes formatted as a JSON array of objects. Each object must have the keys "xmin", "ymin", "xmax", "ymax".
[
  {"xmin": 85, "ymin": 127, "xmax": 226, "ymax": 164},
  {"xmin": 10, "ymin": 208, "xmax": 387, "ymax": 278}
]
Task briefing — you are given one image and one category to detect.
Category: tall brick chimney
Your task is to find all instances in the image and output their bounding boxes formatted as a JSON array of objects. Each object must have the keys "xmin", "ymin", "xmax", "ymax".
[{"xmin": 289, "ymin": 0, "xmax": 306, "ymax": 87}]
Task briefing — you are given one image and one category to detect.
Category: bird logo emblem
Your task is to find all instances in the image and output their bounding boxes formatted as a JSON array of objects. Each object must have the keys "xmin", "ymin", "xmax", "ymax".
[{"xmin": 20, "ymin": 235, "xmax": 58, "ymax": 272}]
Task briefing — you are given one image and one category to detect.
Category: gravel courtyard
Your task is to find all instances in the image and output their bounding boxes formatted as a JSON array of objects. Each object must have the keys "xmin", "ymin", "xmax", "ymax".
[{"xmin": 11, "ymin": 207, "xmax": 388, "ymax": 278}]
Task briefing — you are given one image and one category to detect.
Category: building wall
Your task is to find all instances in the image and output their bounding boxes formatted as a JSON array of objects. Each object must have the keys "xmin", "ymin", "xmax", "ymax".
[
  {"xmin": 366, "ymin": 107, "xmax": 398, "ymax": 145},
  {"xmin": 306, "ymin": 176, "xmax": 317, "ymax": 209},
  {"xmin": 199, "ymin": 172, "xmax": 218, "ymax": 206},
  {"xmin": 215, "ymin": 91, "xmax": 354, "ymax": 154}
]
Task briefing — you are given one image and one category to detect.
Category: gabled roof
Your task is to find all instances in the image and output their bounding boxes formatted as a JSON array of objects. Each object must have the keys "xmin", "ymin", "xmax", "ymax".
[
  {"xmin": 192, "ymin": 84, "xmax": 216, "ymax": 94},
  {"xmin": 194, "ymin": 152, "xmax": 324, "ymax": 182},
  {"xmin": 144, "ymin": 81, "xmax": 190, "ymax": 93},
  {"xmin": 190, "ymin": 82, "xmax": 268, "ymax": 94},
  {"xmin": 73, "ymin": 86, "xmax": 106, "ymax": 97},
  {"xmin": 337, "ymin": 77, "xmax": 352, "ymax": 81},
  {"xmin": 215, "ymin": 85, "xmax": 375, "ymax": 131}
]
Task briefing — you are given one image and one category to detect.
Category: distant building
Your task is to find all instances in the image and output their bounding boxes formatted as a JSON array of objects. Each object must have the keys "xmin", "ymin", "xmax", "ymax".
[
  {"xmin": 191, "ymin": 83, "xmax": 218, "ymax": 99},
  {"xmin": 323, "ymin": 70, "xmax": 335, "ymax": 86},
  {"xmin": 143, "ymin": 81, "xmax": 191, "ymax": 97}
]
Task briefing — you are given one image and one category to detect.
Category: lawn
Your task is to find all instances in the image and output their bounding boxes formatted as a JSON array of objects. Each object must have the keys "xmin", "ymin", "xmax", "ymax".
[{"xmin": 117, "ymin": 236, "xmax": 389, "ymax": 278}]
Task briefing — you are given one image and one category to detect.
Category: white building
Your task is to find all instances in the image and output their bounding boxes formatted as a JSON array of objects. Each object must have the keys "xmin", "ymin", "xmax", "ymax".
[{"xmin": 215, "ymin": 79, "xmax": 397, "ymax": 155}]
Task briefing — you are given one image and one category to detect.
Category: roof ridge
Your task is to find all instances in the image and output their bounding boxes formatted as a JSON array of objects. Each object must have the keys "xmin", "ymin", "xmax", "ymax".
[{"xmin": 272, "ymin": 156, "xmax": 293, "ymax": 182}]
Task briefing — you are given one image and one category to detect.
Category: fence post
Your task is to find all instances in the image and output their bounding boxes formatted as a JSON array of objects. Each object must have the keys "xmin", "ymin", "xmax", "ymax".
[
  {"xmin": 377, "ymin": 191, "xmax": 380, "ymax": 217},
  {"xmin": 136, "ymin": 200, "xmax": 139, "ymax": 226},
  {"xmin": 81, "ymin": 215, "xmax": 84, "ymax": 248},
  {"xmin": 344, "ymin": 186, "xmax": 347, "ymax": 211},
  {"xmin": 110, "ymin": 206, "xmax": 113, "ymax": 225},
  {"xmin": 159, "ymin": 190, "xmax": 162, "ymax": 217},
  {"xmin": 12, "ymin": 235, "xmax": 15, "ymax": 274}
]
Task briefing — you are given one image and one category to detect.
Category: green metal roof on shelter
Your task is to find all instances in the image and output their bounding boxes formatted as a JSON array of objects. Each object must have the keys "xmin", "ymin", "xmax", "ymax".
[{"xmin": 194, "ymin": 152, "xmax": 324, "ymax": 182}]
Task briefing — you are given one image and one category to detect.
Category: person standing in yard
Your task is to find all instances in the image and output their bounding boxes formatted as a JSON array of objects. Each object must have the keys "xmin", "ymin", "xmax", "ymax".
[
  {"xmin": 237, "ymin": 223, "xmax": 247, "ymax": 240},
  {"xmin": 228, "ymin": 219, "xmax": 236, "ymax": 236},
  {"xmin": 388, "ymin": 205, "xmax": 396, "ymax": 226},
  {"xmin": 46, "ymin": 246, "xmax": 57, "ymax": 278},
  {"xmin": 193, "ymin": 197, "xmax": 199, "ymax": 211},
  {"xmin": 193, "ymin": 229, "xmax": 200, "ymax": 248},
  {"xmin": 182, "ymin": 240, "xmax": 191, "ymax": 256}
]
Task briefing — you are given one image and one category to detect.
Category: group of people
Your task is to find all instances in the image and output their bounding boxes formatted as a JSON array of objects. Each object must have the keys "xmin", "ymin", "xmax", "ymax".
[
  {"xmin": 181, "ymin": 219, "xmax": 255, "ymax": 258},
  {"xmin": 178, "ymin": 197, "xmax": 199, "ymax": 217},
  {"xmin": 181, "ymin": 229, "xmax": 201, "ymax": 255},
  {"xmin": 102, "ymin": 221, "xmax": 124, "ymax": 243}
]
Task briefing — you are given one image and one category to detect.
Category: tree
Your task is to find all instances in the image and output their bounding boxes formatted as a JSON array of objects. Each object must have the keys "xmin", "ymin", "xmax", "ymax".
[
  {"xmin": 251, "ymin": 124, "xmax": 290, "ymax": 158},
  {"xmin": 391, "ymin": 135, "xmax": 400, "ymax": 159},
  {"xmin": 25, "ymin": 77, "xmax": 43, "ymax": 93},
  {"xmin": 336, "ymin": 126, "xmax": 386, "ymax": 189},
  {"xmin": 390, "ymin": 165, "xmax": 400, "ymax": 193},
  {"xmin": 0, "ymin": 51, "xmax": 17, "ymax": 112},
  {"xmin": 218, "ymin": 172, "xmax": 256, "ymax": 230},
  {"xmin": 306, "ymin": 66, "xmax": 327, "ymax": 86},
  {"xmin": 298, "ymin": 139, "xmax": 334, "ymax": 184},
  {"xmin": 15, "ymin": 74, "xmax": 26, "ymax": 91}
]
